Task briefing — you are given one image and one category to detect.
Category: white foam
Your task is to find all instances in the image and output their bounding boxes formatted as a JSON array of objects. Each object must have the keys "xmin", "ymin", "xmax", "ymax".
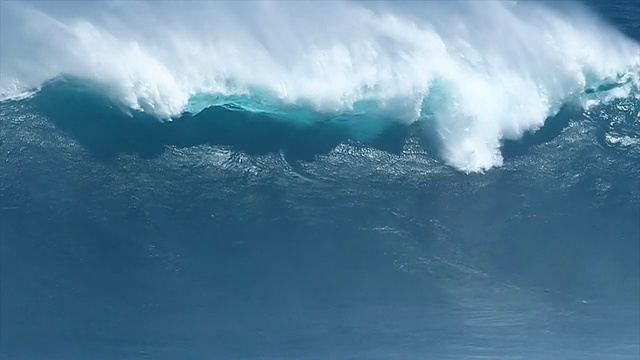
[
  {"xmin": 606, "ymin": 134, "xmax": 640, "ymax": 147},
  {"xmin": 1, "ymin": 0, "xmax": 638, "ymax": 172}
]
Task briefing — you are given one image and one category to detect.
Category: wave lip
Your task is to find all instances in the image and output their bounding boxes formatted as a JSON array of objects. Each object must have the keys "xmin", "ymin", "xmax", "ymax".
[{"xmin": 1, "ymin": 0, "xmax": 639, "ymax": 172}]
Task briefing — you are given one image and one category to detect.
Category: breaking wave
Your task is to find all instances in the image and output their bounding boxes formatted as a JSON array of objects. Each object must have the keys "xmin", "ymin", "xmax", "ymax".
[{"xmin": 1, "ymin": 0, "xmax": 639, "ymax": 172}]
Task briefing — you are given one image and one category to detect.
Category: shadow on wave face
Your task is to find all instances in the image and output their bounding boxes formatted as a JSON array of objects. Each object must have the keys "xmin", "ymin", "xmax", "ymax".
[
  {"xmin": 26, "ymin": 77, "xmax": 413, "ymax": 163},
  {"xmin": 500, "ymin": 105, "xmax": 576, "ymax": 161},
  {"xmin": 24, "ymin": 76, "xmax": 575, "ymax": 167}
]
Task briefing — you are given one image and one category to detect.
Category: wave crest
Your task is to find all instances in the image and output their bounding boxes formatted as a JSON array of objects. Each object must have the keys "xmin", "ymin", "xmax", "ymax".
[{"xmin": 1, "ymin": 0, "xmax": 639, "ymax": 171}]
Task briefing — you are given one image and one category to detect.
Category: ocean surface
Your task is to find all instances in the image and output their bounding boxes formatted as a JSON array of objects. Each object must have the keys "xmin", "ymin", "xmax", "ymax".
[{"xmin": 0, "ymin": 0, "xmax": 639, "ymax": 359}]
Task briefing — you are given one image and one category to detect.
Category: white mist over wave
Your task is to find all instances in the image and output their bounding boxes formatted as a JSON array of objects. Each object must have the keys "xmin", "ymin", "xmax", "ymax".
[{"xmin": 1, "ymin": 0, "xmax": 638, "ymax": 172}]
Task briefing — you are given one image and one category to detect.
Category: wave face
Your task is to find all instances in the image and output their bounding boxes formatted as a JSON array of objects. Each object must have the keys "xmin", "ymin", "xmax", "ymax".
[
  {"xmin": 1, "ymin": 0, "xmax": 639, "ymax": 171},
  {"xmin": 1, "ymin": 1, "xmax": 640, "ymax": 359}
]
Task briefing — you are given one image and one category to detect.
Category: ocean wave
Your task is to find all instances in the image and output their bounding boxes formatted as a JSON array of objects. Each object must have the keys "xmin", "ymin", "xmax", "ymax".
[
  {"xmin": 2, "ymin": 75, "xmax": 636, "ymax": 175},
  {"xmin": 1, "ymin": 0, "xmax": 639, "ymax": 172}
]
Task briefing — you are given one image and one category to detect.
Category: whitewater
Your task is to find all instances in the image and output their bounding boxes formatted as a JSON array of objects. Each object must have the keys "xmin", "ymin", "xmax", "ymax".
[{"xmin": 1, "ymin": 0, "xmax": 638, "ymax": 172}]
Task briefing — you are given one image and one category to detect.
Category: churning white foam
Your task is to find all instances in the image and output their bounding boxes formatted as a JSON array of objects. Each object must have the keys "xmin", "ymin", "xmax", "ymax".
[{"xmin": 1, "ymin": 0, "xmax": 638, "ymax": 172}]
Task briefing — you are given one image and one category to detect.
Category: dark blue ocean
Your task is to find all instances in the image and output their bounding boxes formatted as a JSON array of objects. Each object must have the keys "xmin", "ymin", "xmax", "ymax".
[{"xmin": 1, "ymin": 1, "xmax": 639, "ymax": 359}]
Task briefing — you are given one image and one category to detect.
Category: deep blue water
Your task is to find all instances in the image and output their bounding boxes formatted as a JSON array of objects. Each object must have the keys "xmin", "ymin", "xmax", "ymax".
[{"xmin": 1, "ymin": 1, "xmax": 639, "ymax": 359}]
